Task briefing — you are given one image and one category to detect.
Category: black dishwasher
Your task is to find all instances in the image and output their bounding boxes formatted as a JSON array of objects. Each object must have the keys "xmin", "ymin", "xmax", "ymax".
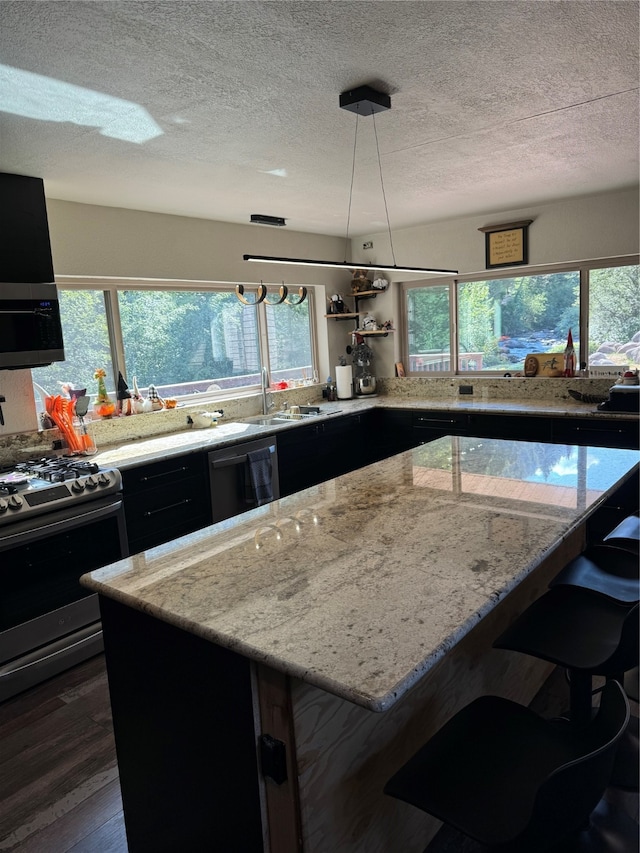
[{"xmin": 208, "ymin": 435, "xmax": 280, "ymax": 523}]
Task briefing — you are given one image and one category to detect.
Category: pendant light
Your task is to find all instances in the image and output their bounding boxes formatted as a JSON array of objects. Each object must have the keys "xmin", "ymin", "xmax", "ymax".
[{"xmin": 243, "ymin": 85, "xmax": 458, "ymax": 278}]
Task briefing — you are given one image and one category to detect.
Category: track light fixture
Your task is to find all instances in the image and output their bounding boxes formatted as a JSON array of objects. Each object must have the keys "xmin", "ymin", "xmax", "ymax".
[{"xmin": 243, "ymin": 85, "xmax": 458, "ymax": 279}]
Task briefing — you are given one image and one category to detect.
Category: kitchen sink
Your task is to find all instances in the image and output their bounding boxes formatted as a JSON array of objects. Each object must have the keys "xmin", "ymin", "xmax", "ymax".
[
  {"xmin": 245, "ymin": 408, "xmax": 341, "ymax": 426},
  {"xmin": 246, "ymin": 412, "xmax": 315, "ymax": 426},
  {"xmin": 245, "ymin": 415, "xmax": 295, "ymax": 426}
]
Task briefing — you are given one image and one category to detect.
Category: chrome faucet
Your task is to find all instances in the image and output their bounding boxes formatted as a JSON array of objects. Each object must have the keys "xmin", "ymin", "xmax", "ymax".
[{"xmin": 261, "ymin": 366, "xmax": 275, "ymax": 415}]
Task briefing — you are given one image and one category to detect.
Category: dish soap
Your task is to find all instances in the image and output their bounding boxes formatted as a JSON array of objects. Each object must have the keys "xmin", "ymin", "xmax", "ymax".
[{"xmin": 563, "ymin": 329, "xmax": 576, "ymax": 378}]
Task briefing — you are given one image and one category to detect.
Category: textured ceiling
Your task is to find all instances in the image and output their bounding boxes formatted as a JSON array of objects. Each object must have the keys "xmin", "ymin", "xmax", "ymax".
[{"xmin": 1, "ymin": 1, "xmax": 638, "ymax": 237}]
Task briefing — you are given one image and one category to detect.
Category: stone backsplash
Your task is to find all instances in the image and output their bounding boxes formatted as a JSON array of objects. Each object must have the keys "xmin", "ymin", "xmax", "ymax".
[
  {"xmin": 378, "ymin": 375, "xmax": 616, "ymax": 402},
  {"xmin": 0, "ymin": 384, "xmax": 325, "ymax": 467},
  {"xmin": 0, "ymin": 375, "xmax": 625, "ymax": 468}
]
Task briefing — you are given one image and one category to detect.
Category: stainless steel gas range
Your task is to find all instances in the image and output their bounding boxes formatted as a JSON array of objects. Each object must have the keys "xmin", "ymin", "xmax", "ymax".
[{"xmin": 0, "ymin": 456, "xmax": 128, "ymax": 702}]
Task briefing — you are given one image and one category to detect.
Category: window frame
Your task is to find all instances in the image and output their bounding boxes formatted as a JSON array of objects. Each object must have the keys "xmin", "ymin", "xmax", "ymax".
[
  {"xmin": 53, "ymin": 276, "xmax": 319, "ymax": 404},
  {"xmin": 400, "ymin": 255, "xmax": 639, "ymax": 376}
]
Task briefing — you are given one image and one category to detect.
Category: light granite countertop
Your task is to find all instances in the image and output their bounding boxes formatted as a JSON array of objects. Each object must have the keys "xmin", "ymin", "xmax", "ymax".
[
  {"xmin": 89, "ymin": 394, "xmax": 638, "ymax": 470},
  {"xmin": 82, "ymin": 436, "xmax": 639, "ymax": 712}
]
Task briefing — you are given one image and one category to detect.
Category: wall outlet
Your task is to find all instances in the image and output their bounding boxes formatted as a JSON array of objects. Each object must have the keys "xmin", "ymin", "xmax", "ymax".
[
  {"xmin": 362, "ymin": 241, "xmax": 373, "ymax": 250},
  {"xmin": 459, "ymin": 385, "xmax": 474, "ymax": 395}
]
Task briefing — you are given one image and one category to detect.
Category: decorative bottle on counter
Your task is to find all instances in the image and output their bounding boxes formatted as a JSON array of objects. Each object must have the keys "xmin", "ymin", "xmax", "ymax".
[{"xmin": 563, "ymin": 329, "xmax": 576, "ymax": 378}]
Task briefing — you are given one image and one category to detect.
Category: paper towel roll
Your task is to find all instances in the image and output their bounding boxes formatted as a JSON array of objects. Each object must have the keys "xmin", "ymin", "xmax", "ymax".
[{"xmin": 335, "ymin": 365, "xmax": 353, "ymax": 399}]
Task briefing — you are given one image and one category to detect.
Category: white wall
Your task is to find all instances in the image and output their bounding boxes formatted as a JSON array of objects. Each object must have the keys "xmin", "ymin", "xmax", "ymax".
[
  {"xmin": 47, "ymin": 199, "xmax": 350, "ymax": 287},
  {"xmin": 350, "ymin": 188, "xmax": 640, "ymax": 374},
  {"xmin": 1, "ymin": 188, "xmax": 638, "ymax": 437},
  {"xmin": 353, "ymin": 188, "xmax": 640, "ymax": 275}
]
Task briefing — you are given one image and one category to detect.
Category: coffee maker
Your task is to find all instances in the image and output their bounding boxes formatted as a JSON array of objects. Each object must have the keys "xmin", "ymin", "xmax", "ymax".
[{"xmin": 351, "ymin": 341, "xmax": 376, "ymax": 396}]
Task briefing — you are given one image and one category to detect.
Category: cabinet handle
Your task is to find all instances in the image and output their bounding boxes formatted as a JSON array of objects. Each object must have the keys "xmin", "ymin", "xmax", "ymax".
[
  {"xmin": 139, "ymin": 466, "xmax": 189, "ymax": 483},
  {"xmin": 415, "ymin": 417, "xmax": 458, "ymax": 425},
  {"xmin": 143, "ymin": 498, "xmax": 192, "ymax": 517}
]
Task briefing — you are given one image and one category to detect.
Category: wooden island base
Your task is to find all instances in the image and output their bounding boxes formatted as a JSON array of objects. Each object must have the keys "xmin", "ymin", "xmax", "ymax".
[{"xmin": 100, "ymin": 526, "xmax": 583, "ymax": 853}]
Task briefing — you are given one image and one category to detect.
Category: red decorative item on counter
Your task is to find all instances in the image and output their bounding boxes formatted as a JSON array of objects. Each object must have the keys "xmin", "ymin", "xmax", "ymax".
[{"xmin": 563, "ymin": 329, "xmax": 576, "ymax": 378}]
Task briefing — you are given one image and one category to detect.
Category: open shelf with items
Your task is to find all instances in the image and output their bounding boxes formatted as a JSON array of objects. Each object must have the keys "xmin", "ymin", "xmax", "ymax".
[{"xmin": 326, "ymin": 289, "xmax": 392, "ymax": 334}]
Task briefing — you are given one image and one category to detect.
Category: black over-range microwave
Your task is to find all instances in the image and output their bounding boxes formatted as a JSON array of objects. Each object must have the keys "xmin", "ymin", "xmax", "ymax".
[{"xmin": 0, "ymin": 282, "xmax": 65, "ymax": 369}]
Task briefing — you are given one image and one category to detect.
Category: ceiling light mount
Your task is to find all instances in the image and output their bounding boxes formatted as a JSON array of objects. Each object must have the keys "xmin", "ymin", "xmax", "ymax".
[{"xmin": 339, "ymin": 85, "xmax": 391, "ymax": 116}]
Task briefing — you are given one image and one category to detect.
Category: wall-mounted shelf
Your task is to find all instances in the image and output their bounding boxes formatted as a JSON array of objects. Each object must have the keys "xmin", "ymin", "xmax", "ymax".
[
  {"xmin": 324, "ymin": 312, "xmax": 360, "ymax": 320},
  {"xmin": 326, "ymin": 289, "xmax": 391, "ymax": 336},
  {"xmin": 351, "ymin": 289, "xmax": 384, "ymax": 301}
]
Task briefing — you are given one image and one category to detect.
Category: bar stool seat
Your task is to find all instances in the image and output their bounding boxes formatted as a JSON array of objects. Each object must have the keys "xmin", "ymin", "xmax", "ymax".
[
  {"xmin": 603, "ymin": 514, "xmax": 640, "ymax": 555},
  {"xmin": 494, "ymin": 586, "xmax": 638, "ymax": 791},
  {"xmin": 384, "ymin": 681, "xmax": 630, "ymax": 852},
  {"xmin": 495, "ymin": 586, "xmax": 637, "ymax": 683},
  {"xmin": 550, "ymin": 544, "xmax": 639, "ymax": 604}
]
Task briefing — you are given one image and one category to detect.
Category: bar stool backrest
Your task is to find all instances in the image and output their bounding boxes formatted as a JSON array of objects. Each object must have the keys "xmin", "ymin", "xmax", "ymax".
[{"xmin": 520, "ymin": 680, "xmax": 629, "ymax": 851}]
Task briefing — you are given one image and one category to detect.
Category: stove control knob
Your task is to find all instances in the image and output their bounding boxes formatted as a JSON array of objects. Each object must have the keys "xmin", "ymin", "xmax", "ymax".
[
  {"xmin": 0, "ymin": 498, "xmax": 8, "ymax": 513},
  {"xmin": 8, "ymin": 494, "xmax": 23, "ymax": 510},
  {"xmin": 71, "ymin": 479, "xmax": 86, "ymax": 493},
  {"xmin": 97, "ymin": 473, "xmax": 111, "ymax": 487},
  {"xmin": 85, "ymin": 476, "xmax": 98, "ymax": 490}
]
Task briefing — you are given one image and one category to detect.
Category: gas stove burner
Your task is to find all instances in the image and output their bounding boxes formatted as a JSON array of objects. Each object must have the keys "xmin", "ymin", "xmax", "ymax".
[{"xmin": 14, "ymin": 456, "xmax": 101, "ymax": 482}]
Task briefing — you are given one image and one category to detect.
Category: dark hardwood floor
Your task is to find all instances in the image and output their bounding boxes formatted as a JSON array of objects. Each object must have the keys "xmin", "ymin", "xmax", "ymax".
[
  {"xmin": 0, "ymin": 655, "xmax": 126, "ymax": 852},
  {"xmin": 0, "ymin": 658, "xmax": 637, "ymax": 852}
]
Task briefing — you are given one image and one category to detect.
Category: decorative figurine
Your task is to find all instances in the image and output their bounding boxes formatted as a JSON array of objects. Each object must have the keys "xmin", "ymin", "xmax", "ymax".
[
  {"xmin": 328, "ymin": 294, "xmax": 347, "ymax": 314},
  {"xmin": 93, "ymin": 368, "xmax": 116, "ymax": 418},
  {"xmin": 131, "ymin": 376, "xmax": 145, "ymax": 414},
  {"xmin": 361, "ymin": 313, "xmax": 378, "ymax": 331},
  {"xmin": 116, "ymin": 371, "xmax": 133, "ymax": 416},
  {"xmin": 351, "ymin": 269, "xmax": 372, "ymax": 294}
]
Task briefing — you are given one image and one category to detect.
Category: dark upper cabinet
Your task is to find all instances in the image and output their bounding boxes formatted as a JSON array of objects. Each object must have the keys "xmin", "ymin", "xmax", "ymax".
[{"xmin": 0, "ymin": 172, "xmax": 55, "ymax": 283}]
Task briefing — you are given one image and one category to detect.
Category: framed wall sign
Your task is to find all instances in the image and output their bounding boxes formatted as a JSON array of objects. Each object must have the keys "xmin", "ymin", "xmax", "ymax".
[{"xmin": 478, "ymin": 220, "xmax": 533, "ymax": 269}]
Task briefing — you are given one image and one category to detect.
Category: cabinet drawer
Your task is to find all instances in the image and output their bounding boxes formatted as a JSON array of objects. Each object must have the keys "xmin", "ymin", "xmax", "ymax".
[
  {"xmin": 551, "ymin": 419, "xmax": 639, "ymax": 450},
  {"xmin": 468, "ymin": 414, "xmax": 551, "ymax": 442},
  {"xmin": 123, "ymin": 453, "xmax": 210, "ymax": 553},
  {"xmin": 125, "ymin": 477, "xmax": 210, "ymax": 554},
  {"xmin": 412, "ymin": 411, "xmax": 469, "ymax": 437},
  {"xmin": 123, "ymin": 454, "xmax": 207, "ymax": 494}
]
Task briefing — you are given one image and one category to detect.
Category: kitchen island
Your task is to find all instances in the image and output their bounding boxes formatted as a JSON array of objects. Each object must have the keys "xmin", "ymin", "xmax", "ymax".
[{"xmin": 82, "ymin": 436, "xmax": 639, "ymax": 853}]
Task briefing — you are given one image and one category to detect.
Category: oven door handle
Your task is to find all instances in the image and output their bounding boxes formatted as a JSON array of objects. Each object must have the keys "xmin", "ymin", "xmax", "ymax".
[
  {"xmin": 0, "ymin": 626, "xmax": 103, "ymax": 684},
  {"xmin": 0, "ymin": 499, "xmax": 124, "ymax": 551}
]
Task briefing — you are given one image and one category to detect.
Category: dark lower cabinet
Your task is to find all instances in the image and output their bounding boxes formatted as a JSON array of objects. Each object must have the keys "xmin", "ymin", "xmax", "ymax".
[
  {"xmin": 122, "ymin": 452, "xmax": 211, "ymax": 554},
  {"xmin": 277, "ymin": 412, "xmax": 375, "ymax": 496},
  {"xmin": 467, "ymin": 412, "xmax": 638, "ymax": 449},
  {"xmin": 468, "ymin": 413, "xmax": 551, "ymax": 442},
  {"xmin": 413, "ymin": 410, "xmax": 469, "ymax": 442},
  {"xmin": 367, "ymin": 409, "xmax": 416, "ymax": 460},
  {"xmin": 100, "ymin": 596, "xmax": 262, "ymax": 853},
  {"xmin": 550, "ymin": 417, "xmax": 639, "ymax": 450}
]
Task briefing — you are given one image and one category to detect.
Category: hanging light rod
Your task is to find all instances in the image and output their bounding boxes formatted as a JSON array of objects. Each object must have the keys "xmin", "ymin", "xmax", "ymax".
[
  {"xmin": 243, "ymin": 254, "xmax": 457, "ymax": 276},
  {"xmin": 243, "ymin": 84, "xmax": 458, "ymax": 278}
]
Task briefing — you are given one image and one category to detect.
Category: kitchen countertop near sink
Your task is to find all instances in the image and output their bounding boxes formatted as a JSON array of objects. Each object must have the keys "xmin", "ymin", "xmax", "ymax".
[
  {"xmin": 82, "ymin": 436, "xmax": 640, "ymax": 712},
  {"xmin": 87, "ymin": 393, "xmax": 637, "ymax": 470}
]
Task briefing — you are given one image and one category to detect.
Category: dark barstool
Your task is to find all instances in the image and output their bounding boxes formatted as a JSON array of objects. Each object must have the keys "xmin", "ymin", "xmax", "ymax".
[
  {"xmin": 550, "ymin": 544, "xmax": 639, "ymax": 605},
  {"xmin": 494, "ymin": 585, "xmax": 638, "ymax": 793},
  {"xmin": 384, "ymin": 681, "xmax": 630, "ymax": 852},
  {"xmin": 603, "ymin": 514, "xmax": 640, "ymax": 556}
]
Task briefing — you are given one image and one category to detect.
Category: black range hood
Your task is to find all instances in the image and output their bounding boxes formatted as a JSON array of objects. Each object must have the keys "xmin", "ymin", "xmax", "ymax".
[
  {"xmin": 0, "ymin": 172, "xmax": 55, "ymax": 284},
  {"xmin": 0, "ymin": 172, "xmax": 65, "ymax": 370}
]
